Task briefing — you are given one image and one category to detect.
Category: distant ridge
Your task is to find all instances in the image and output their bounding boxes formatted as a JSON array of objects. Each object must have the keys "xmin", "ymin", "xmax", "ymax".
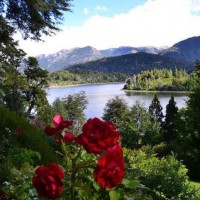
[
  {"xmin": 37, "ymin": 46, "xmax": 104, "ymax": 72},
  {"xmin": 160, "ymin": 36, "xmax": 200, "ymax": 62},
  {"xmin": 68, "ymin": 52, "xmax": 193, "ymax": 75},
  {"xmin": 100, "ymin": 46, "xmax": 166, "ymax": 57},
  {"xmin": 37, "ymin": 36, "xmax": 200, "ymax": 73},
  {"xmin": 37, "ymin": 46, "xmax": 166, "ymax": 72}
]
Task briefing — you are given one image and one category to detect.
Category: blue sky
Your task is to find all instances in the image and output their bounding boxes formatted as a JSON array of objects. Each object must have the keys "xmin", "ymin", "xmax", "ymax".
[
  {"xmin": 63, "ymin": 0, "xmax": 147, "ymax": 26},
  {"xmin": 17, "ymin": 0, "xmax": 200, "ymax": 56}
]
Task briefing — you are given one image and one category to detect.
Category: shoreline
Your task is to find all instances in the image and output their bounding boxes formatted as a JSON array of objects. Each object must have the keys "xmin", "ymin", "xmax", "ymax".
[
  {"xmin": 123, "ymin": 89, "xmax": 188, "ymax": 94},
  {"xmin": 48, "ymin": 82, "xmax": 189, "ymax": 95},
  {"xmin": 48, "ymin": 82, "xmax": 124, "ymax": 88}
]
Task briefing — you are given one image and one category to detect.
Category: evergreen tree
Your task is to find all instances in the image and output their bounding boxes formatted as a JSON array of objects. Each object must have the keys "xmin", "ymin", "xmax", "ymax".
[
  {"xmin": 149, "ymin": 94, "xmax": 164, "ymax": 124},
  {"xmin": 24, "ymin": 57, "xmax": 49, "ymax": 116},
  {"xmin": 102, "ymin": 96, "xmax": 129, "ymax": 125},
  {"xmin": 186, "ymin": 61, "xmax": 200, "ymax": 131},
  {"xmin": 0, "ymin": 0, "xmax": 72, "ymax": 114},
  {"xmin": 163, "ymin": 96, "xmax": 178, "ymax": 143},
  {"xmin": 120, "ymin": 101, "xmax": 161, "ymax": 149},
  {"xmin": 174, "ymin": 61, "xmax": 200, "ymax": 180}
]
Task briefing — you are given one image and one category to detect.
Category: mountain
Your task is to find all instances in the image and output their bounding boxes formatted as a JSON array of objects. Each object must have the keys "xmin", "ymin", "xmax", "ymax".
[
  {"xmin": 37, "ymin": 46, "xmax": 104, "ymax": 72},
  {"xmin": 37, "ymin": 46, "xmax": 167, "ymax": 72},
  {"xmin": 68, "ymin": 52, "xmax": 193, "ymax": 75},
  {"xmin": 37, "ymin": 36, "xmax": 200, "ymax": 73},
  {"xmin": 160, "ymin": 36, "xmax": 200, "ymax": 62},
  {"xmin": 101, "ymin": 46, "xmax": 166, "ymax": 57}
]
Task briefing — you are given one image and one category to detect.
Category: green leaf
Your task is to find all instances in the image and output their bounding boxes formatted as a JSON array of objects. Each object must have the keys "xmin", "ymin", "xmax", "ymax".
[
  {"xmin": 109, "ymin": 190, "xmax": 120, "ymax": 200},
  {"xmin": 93, "ymin": 181, "xmax": 100, "ymax": 191},
  {"xmin": 122, "ymin": 179, "xmax": 139, "ymax": 189}
]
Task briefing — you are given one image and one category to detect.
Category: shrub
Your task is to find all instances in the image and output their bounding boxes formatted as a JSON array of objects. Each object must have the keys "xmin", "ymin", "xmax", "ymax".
[
  {"xmin": 124, "ymin": 148, "xmax": 198, "ymax": 200},
  {"xmin": 2, "ymin": 163, "xmax": 38, "ymax": 200}
]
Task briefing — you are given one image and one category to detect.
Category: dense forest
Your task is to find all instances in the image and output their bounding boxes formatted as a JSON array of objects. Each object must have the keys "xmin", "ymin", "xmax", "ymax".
[
  {"xmin": 1, "ymin": 0, "xmax": 200, "ymax": 199},
  {"xmin": 124, "ymin": 68, "xmax": 195, "ymax": 91},
  {"xmin": 68, "ymin": 52, "xmax": 193, "ymax": 74},
  {"xmin": 49, "ymin": 69, "xmax": 129, "ymax": 86}
]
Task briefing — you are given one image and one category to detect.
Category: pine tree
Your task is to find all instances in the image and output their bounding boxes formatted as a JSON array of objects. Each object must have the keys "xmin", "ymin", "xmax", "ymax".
[
  {"xmin": 149, "ymin": 94, "xmax": 164, "ymax": 124},
  {"xmin": 163, "ymin": 96, "xmax": 178, "ymax": 143},
  {"xmin": 174, "ymin": 62, "xmax": 200, "ymax": 179}
]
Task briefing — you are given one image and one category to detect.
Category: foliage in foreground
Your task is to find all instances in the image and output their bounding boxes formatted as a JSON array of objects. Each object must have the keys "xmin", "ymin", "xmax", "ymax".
[
  {"xmin": 103, "ymin": 97, "xmax": 161, "ymax": 149},
  {"xmin": 1, "ymin": 94, "xmax": 200, "ymax": 199},
  {"xmin": 124, "ymin": 148, "xmax": 198, "ymax": 200},
  {"xmin": 0, "ymin": 105, "xmax": 59, "ymax": 180}
]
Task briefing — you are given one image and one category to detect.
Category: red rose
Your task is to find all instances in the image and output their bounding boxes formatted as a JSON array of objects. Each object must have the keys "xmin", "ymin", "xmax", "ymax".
[
  {"xmin": 32, "ymin": 162, "xmax": 64, "ymax": 199},
  {"xmin": 55, "ymin": 135, "xmax": 62, "ymax": 144},
  {"xmin": 94, "ymin": 143, "xmax": 125, "ymax": 189},
  {"xmin": 45, "ymin": 115, "xmax": 73, "ymax": 136},
  {"xmin": 17, "ymin": 127, "xmax": 23, "ymax": 136},
  {"xmin": 76, "ymin": 118, "xmax": 120, "ymax": 154},
  {"xmin": 64, "ymin": 132, "xmax": 75, "ymax": 144}
]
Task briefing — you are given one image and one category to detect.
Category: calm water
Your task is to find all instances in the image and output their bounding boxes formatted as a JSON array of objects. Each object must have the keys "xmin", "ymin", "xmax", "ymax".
[{"xmin": 46, "ymin": 83, "xmax": 188, "ymax": 119}]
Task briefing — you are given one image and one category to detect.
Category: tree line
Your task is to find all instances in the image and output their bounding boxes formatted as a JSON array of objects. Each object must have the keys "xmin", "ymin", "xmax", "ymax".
[
  {"xmin": 49, "ymin": 69, "xmax": 128, "ymax": 86},
  {"xmin": 104, "ymin": 63, "xmax": 200, "ymax": 181},
  {"xmin": 124, "ymin": 68, "xmax": 196, "ymax": 91}
]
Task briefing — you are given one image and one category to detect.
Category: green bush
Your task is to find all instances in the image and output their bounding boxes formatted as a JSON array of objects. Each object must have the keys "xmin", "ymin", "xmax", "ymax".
[
  {"xmin": 124, "ymin": 148, "xmax": 198, "ymax": 200},
  {"xmin": 10, "ymin": 148, "xmax": 41, "ymax": 168},
  {"xmin": 0, "ymin": 105, "xmax": 61, "ymax": 184},
  {"xmin": 0, "ymin": 105, "xmax": 60, "ymax": 165},
  {"xmin": 2, "ymin": 163, "xmax": 38, "ymax": 200}
]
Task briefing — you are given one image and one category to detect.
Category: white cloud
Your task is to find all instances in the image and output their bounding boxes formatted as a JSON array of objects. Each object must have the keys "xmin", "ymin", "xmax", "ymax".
[
  {"xmin": 95, "ymin": 5, "xmax": 108, "ymax": 12},
  {"xmin": 83, "ymin": 7, "xmax": 89, "ymax": 15},
  {"xmin": 190, "ymin": 0, "xmax": 200, "ymax": 12},
  {"xmin": 18, "ymin": 0, "xmax": 200, "ymax": 56}
]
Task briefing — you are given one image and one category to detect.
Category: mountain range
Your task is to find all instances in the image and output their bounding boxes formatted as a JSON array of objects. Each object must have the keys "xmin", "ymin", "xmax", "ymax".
[
  {"xmin": 37, "ymin": 36, "xmax": 200, "ymax": 73},
  {"xmin": 159, "ymin": 36, "xmax": 200, "ymax": 62},
  {"xmin": 68, "ymin": 52, "xmax": 192, "ymax": 74},
  {"xmin": 37, "ymin": 46, "xmax": 167, "ymax": 72}
]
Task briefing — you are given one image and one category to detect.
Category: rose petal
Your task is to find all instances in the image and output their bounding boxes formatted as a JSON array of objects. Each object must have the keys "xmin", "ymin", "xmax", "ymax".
[
  {"xmin": 44, "ymin": 126, "xmax": 57, "ymax": 136},
  {"xmin": 53, "ymin": 115, "xmax": 64, "ymax": 128},
  {"xmin": 64, "ymin": 132, "xmax": 75, "ymax": 144}
]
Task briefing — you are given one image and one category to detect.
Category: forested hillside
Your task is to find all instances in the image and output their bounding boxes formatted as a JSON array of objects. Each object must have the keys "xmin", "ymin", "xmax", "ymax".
[
  {"xmin": 49, "ymin": 70, "xmax": 128, "ymax": 86},
  {"xmin": 37, "ymin": 36, "xmax": 200, "ymax": 73},
  {"xmin": 160, "ymin": 36, "xmax": 200, "ymax": 62},
  {"xmin": 68, "ymin": 52, "xmax": 193, "ymax": 74}
]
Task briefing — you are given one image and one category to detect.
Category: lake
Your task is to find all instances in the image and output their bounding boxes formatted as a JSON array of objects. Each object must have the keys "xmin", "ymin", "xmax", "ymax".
[{"xmin": 46, "ymin": 83, "xmax": 188, "ymax": 119}]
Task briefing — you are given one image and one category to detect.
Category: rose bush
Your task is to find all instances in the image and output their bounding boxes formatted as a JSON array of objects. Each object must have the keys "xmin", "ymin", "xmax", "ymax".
[
  {"xmin": 44, "ymin": 114, "xmax": 72, "ymax": 136},
  {"xmin": 63, "ymin": 132, "xmax": 75, "ymax": 144},
  {"xmin": 32, "ymin": 162, "xmax": 64, "ymax": 200},
  {"xmin": 17, "ymin": 127, "xmax": 23, "ymax": 136},
  {"xmin": 94, "ymin": 143, "xmax": 125, "ymax": 189},
  {"xmin": 32, "ymin": 115, "xmax": 125, "ymax": 199},
  {"xmin": 76, "ymin": 117, "xmax": 120, "ymax": 154}
]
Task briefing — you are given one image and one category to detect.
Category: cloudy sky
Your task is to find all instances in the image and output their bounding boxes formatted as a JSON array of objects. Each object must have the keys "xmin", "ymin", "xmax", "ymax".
[{"xmin": 17, "ymin": 0, "xmax": 200, "ymax": 56}]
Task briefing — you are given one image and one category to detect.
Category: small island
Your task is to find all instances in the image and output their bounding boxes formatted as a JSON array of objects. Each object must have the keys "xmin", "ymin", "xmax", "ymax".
[{"xmin": 123, "ymin": 68, "xmax": 195, "ymax": 92}]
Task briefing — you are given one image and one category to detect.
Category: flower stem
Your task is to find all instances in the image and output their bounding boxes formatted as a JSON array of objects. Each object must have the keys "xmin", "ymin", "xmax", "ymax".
[{"xmin": 71, "ymin": 158, "xmax": 76, "ymax": 199}]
